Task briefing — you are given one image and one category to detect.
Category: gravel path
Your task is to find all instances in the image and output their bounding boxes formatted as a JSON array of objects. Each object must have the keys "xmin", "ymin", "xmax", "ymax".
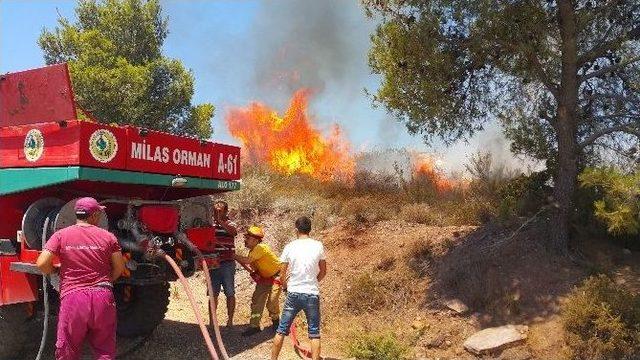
[{"xmin": 22, "ymin": 269, "xmax": 306, "ymax": 359}]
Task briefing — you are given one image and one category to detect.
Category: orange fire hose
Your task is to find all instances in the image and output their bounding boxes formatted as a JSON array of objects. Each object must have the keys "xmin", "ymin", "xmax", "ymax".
[
  {"xmin": 201, "ymin": 259, "xmax": 231, "ymax": 360},
  {"xmin": 174, "ymin": 233, "xmax": 231, "ymax": 360},
  {"xmin": 235, "ymin": 261, "xmax": 313, "ymax": 359},
  {"xmin": 163, "ymin": 254, "xmax": 220, "ymax": 360}
]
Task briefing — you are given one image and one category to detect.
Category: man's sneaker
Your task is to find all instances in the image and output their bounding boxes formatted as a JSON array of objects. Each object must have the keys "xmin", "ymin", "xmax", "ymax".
[{"xmin": 241, "ymin": 327, "xmax": 261, "ymax": 337}]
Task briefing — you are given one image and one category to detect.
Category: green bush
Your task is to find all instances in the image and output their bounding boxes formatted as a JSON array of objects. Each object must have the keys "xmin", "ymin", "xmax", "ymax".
[
  {"xmin": 346, "ymin": 332, "xmax": 409, "ymax": 360},
  {"xmin": 579, "ymin": 168, "xmax": 640, "ymax": 235},
  {"xmin": 562, "ymin": 275, "xmax": 640, "ymax": 360},
  {"xmin": 496, "ymin": 171, "xmax": 551, "ymax": 219}
]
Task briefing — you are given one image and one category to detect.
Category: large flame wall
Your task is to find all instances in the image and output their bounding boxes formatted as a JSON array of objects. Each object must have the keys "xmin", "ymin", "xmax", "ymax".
[{"xmin": 226, "ymin": 89, "xmax": 355, "ymax": 182}]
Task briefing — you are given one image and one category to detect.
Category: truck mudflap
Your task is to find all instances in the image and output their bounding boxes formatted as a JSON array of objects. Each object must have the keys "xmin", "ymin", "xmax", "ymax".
[{"xmin": 0, "ymin": 255, "xmax": 38, "ymax": 305}]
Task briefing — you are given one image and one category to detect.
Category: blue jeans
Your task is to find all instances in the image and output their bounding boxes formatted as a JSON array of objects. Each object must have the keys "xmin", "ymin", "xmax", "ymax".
[
  {"xmin": 210, "ymin": 260, "xmax": 236, "ymax": 297},
  {"xmin": 276, "ymin": 292, "xmax": 321, "ymax": 339}
]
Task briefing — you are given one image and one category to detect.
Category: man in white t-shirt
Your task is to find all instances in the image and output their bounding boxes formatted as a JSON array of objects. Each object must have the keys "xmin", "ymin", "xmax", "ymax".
[{"xmin": 271, "ymin": 216, "xmax": 327, "ymax": 360}]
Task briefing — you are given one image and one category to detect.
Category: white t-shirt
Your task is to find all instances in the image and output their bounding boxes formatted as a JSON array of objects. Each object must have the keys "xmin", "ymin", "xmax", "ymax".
[{"xmin": 280, "ymin": 238, "xmax": 326, "ymax": 295}]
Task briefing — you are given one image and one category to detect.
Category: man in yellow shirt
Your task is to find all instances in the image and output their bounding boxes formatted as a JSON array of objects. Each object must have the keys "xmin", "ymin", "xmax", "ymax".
[{"xmin": 234, "ymin": 226, "xmax": 282, "ymax": 337}]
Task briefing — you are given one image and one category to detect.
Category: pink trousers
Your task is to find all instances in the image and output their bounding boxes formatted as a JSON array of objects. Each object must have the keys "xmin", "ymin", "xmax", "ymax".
[{"xmin": 56, "ymin": 287, "xmax": 117, "ymax": 360}]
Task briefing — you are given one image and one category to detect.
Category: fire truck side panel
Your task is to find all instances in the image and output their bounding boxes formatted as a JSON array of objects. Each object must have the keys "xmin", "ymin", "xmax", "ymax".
[
  {"xmin": 0, "ymin": 255, "xmax": 38, "ymax": 305},
  {"xmin": 0, "ymin": 63, "xmax": 77, "ymax": 127}
]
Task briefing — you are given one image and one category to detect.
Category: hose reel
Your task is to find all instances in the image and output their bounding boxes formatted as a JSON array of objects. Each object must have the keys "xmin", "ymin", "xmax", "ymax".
[{"xmin": 21, "ymin": 197, "xmax": 109, "ymax": 250}]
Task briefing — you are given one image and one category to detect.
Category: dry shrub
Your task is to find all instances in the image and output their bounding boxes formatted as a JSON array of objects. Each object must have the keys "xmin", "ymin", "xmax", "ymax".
[
  {"xmin": 353, "ymin": 170, "xmax": 400, "ymax": 194},
  {"xmin": 441, "ymin": 198, "xmax": 496, "ymax": 225},
  {"xmin": 399, "ymin": 203, "xmax": 444, "ymax": 225},
  {"xmin": 344, "ymin": 273, "xmax": 387, "ymax": 314},
  {"xmin": 400, "ymin": 200, "xmax": 495, "ymax": 226},
  {"xmin": 340, "ymin": 195, "xmax": 395, "ymax": 228},
  {"xmin": 225, "ymin": 169, "xmax": 273, "ymax": 214},
  {"xmin": 407, "ymin": 240, "xmax": 435, "ymax": 276},
  {"xmin": 346, "ymin": 332, "xmax": 409, "ymax": 360},
  {"xmin": 376, "ymin": 256, "xmax": 396, "ymax": 271},
  {"xmin": 270, "ymin": 195, "xmax": 340, "ymax": 229},
  {"xmin": 562, "ymin": 275, "xmax": 640, "ymax": 360},
  {"xmin": 343, "ymin": 270, "xmax": 417, "ymax": 314}
]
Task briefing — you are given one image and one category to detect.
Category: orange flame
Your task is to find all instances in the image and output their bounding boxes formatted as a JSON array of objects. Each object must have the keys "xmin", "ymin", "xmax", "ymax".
[
  {"xmin": 226, "ymin": 89, "xmax": 355, "ymax": 183},
  {"xmin": 411, "ymin": 153, "xmax": 456, "ymax": 192}
]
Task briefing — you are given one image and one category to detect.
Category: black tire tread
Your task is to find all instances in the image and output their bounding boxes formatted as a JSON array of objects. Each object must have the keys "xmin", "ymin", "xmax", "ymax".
[
  {"xmin": 0, "ymin": 304, "xmax": 29, "ymax": 360},
  {"xmin": 115, "ymin": 282, "xmax": 170, "ymax": 338}
]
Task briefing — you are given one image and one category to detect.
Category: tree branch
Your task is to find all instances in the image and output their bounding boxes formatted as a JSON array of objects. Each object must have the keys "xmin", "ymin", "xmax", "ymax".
[
  {"xmin": 580, "ymin": 55, "xmax": 640, "ymax": 82},
  {"xmin": 578, "ymin": 20, "xmax": 640, "ymax": 65},
  {"xmin": 529, "ymin": 53, "xmax": 560, "ymax": 99},
  {"xmin": 579, "ymin": 123, "xmax": 640, "ymax": 149}
]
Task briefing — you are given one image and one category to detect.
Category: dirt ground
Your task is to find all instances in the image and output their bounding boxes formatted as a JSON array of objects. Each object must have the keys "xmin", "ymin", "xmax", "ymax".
[
  {"xmin": 21, "ymin": 218, "xmax": 640, "ymax": 359},
  {"xmin": 22, "ymin": 268, "xmax": 326, "ymax": 360}
]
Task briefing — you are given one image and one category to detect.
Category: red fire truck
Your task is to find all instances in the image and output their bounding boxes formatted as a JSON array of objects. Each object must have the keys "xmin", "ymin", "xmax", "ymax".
[{"xmin": 0, "ymin": 63, "xmax": 241, "ymax": 358}]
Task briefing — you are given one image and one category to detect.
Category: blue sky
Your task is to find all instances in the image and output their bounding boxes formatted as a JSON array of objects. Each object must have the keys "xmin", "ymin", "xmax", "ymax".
[{"xmin": 0, "ymin": 0, "xmax": 514, "ymax": 172}]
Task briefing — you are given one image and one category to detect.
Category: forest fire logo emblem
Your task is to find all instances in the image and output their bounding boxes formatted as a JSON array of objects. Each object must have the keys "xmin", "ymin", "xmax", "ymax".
[
  {"xmin": 89, "ymin": 129, "xmax": 118, "ymax": 163},
  {"xmin": 23, "ymin": 129, "xmax": 44, "ymax": 162}
]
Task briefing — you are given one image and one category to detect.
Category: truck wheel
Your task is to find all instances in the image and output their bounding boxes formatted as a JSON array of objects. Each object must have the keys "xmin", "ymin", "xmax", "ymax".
[
  {"xmin": 115, "ymin": 283, "xmax": 170, "ymax": 338},
  {"xmin": 0, "ymin": 304, "xmax": 29, "ymax": 359}
]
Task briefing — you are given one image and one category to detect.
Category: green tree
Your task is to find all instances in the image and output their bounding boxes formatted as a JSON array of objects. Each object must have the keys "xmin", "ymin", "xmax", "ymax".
[
  {"xmin": 38, "ymin": 0, "xmax": 213, "ymax": 138},
  {"xmin": 365, "ymin": 0, "xmax": 640, "ymax": 251},
  {"xmin": 580, "ymin": 167, "xmax": 640, "ymax": 235}
]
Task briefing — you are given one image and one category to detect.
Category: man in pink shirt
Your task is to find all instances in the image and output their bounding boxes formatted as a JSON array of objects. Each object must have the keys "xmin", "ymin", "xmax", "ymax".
[{"xmin": 37, "ymin": 197, "xmax": 126, "ymax": 360}]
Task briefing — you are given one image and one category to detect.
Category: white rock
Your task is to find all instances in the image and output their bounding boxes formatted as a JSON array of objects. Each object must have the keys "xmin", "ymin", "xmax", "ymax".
[
  {"xmin": 463, "ymin": 325, "xmax": 528, "ymax": 355},
  {"xmin": 444, "ymin": 298, "xmax": 469, "ymax": 314}
]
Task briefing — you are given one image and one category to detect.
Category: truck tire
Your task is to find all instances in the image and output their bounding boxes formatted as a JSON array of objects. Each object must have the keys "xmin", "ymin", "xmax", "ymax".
[
  {"xmin": 115, "ymin": 283, "xmax": 170, "ymax": 338},
  {"xmin": 0, "ymin": 304, "xmax": 29, "ymax": 359}
]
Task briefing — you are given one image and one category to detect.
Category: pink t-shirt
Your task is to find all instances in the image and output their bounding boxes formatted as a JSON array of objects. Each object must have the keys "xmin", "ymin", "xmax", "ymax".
[{"xmin": 45, "ymin": 224, "xmax": 121, "ymax": 298}]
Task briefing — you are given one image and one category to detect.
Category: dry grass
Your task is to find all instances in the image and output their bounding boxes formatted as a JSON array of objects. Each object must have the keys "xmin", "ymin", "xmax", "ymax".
[
  {"xmin": 343, "ymin": 273, "xmax": 388, "ymax": 314},
  {"xmin": 339, "ymin": 195, "xmax": 396, "ymax": 229},
  {"xmin": 562, "ymin": 275, "xmax": 640, "ymax": 360}
]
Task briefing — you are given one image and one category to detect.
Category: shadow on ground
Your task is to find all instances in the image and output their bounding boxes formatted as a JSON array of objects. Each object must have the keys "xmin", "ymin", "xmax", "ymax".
[
  {"xmin": 426, "ymin": 220, "xmax": 587, "ymax": 327},
  {"xmin": 22, "ymin": 318, "xmax": 279, "ymax": 360}
]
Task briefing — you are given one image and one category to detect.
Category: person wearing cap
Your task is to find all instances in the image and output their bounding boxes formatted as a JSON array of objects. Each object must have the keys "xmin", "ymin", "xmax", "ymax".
[
  {"xmin": 37, "ymin": 197, "xmax": 126, "ymax": 360},
  {"xmin": 234, "ymin": 225, "xmax": 282, "ymax": 337},
  {"xmin": 210, "ymin": 200, "xmax": 238, "ymax": 327}
]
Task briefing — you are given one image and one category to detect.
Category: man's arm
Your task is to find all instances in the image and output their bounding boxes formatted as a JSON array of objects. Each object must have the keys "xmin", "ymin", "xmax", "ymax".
[
  {"xmin": 218, "ymin": 219, "xmax": 238, "ymax": 237},
  {"xmin": 279, "ymin": 263, "xmax": 289, "ymax": 290},
  {"xmin": 317, "ymin": 260, "xmax": 327, "ymax": 282},
  {"xmin": 110, "ymin": 251, "xmax": 126, "ymax": 282},
  {"xmin": 234, "ymin": 254, "xmax": 252, "ymax": 265},
  {"xmin": 36, "ymin": 250, "xmax": 57, "ymax": 275}
]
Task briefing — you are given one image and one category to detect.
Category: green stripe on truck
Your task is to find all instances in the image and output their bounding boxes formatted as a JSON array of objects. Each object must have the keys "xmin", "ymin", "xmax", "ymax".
[{"xmin": 0, "ymin": 166, "xmax": 240, "ymax": 195}]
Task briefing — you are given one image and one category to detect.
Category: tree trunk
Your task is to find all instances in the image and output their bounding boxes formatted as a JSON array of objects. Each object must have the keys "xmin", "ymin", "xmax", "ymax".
[
  {"xmin": 552, "ymin": 0, "xmax": 579, "ymax": 252},
  {"xmin": 551, "ymin": 123, "xmax": 578, "ymax": 252}
]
